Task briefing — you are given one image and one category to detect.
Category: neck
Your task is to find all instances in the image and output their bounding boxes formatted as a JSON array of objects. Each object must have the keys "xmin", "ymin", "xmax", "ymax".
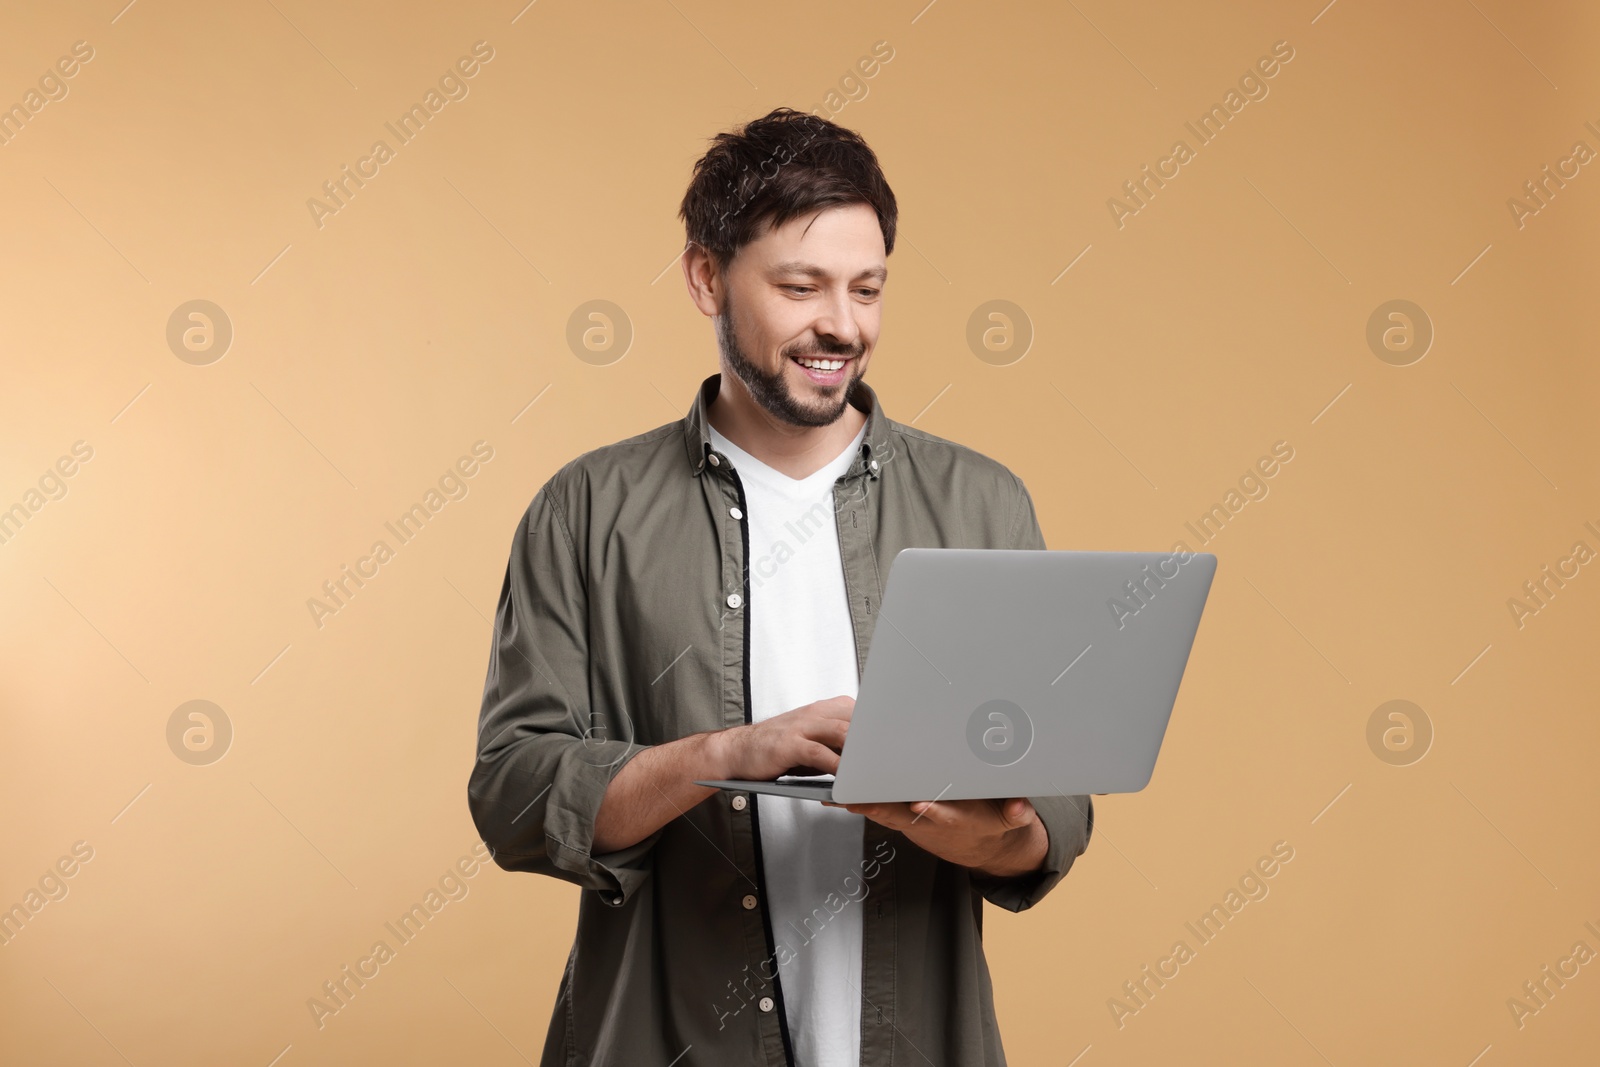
[{"xmin": 707, "ymin": 370, "xmax": 867, "ymax": 481}]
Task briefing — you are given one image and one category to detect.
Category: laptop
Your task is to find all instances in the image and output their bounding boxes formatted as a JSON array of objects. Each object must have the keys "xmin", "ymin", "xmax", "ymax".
[{"xmin": 696, "ymin": 547, "xmax": 1216, "ymax": 803}]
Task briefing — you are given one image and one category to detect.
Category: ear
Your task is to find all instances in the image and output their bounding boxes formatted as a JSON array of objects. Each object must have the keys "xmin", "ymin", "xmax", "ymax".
[{"xmin": 682, "ymin": 243, "xmax": 723, "ymax": 318}]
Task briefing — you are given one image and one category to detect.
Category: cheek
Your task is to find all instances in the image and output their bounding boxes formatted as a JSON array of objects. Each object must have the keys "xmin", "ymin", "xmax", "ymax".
[
  {"xmin": 762, "ymin": 318, "xmax": 814, "ymax": 359},
  {"xmin": 858, "ymin": 312, "xmax": 882, "ymax": 351}
]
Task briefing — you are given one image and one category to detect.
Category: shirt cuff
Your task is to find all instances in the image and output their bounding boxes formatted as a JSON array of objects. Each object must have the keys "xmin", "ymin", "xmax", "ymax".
[
  {"xmin": 541, "ymin": 738, "xmax": 663, "ymax": 907},
  {"xmin": 970, "ymin": 794, "xmax": 1093, "ymax": 912}
]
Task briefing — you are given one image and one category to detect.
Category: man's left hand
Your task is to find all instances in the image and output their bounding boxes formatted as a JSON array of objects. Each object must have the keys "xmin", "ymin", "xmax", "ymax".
[{"xmin": 822, "ymin": 797, "xmax": 1047, "ymax": 878}]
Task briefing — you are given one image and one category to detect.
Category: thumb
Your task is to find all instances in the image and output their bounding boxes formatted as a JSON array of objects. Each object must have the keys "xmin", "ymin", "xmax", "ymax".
[{"xmin": 999, "ymin": 798, "xmax": 1036, "ymax": 828}]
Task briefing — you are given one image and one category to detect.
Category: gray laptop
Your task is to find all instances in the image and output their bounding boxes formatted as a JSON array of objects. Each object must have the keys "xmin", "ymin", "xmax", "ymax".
[{"xmin": 696, "ymin": 547, "xmax": 1217, "ymax": 804}]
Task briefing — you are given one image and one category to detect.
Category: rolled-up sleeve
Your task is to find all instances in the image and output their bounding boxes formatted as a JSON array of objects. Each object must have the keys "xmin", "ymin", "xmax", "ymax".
[
  {"xmin": 467, "ymin": 475, "xmax": 661, "ymax": 905},
  {"xmin": 971, "ymin": 473, "xmax": 1094, "ymax": 912},
  {"xmin": 971, "ymin": 793, "xmax": 1094, "ymax": 912}
]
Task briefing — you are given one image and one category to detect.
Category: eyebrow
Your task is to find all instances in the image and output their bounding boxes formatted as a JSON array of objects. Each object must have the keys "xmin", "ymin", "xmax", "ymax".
[{"xmin": 769, "ymin": 260, "xmax": 888, "ymax": 284}]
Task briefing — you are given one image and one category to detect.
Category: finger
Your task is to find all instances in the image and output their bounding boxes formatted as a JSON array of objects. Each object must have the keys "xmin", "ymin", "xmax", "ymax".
[
  {"xmin": 859, "ymin": 803, "xmax": 922, "ymax": 829},
  {"xmin": 801, "ymin": 741, "xmax": 841, "ymax": 774},
  {"xmin": 806, "ymin": 719, "xmax": 849, "ymax": 749},
  {"xmin": 903, "ymin": 799, "xmax": 988, "ymax": 829},
  {"xmin": 908, "ymin": 800, "xmax": 957, "ymax": 826},
  {"xmin": 838, "ymin": 803, "xmax": 896, "ymax": 826},
  {"xmin": 998, "ymin": 798, "xmax": 1038, "ymax": 829},
  {"xmin": 836, "ymin": 717, "xmax": 850, "ymax": 738}
]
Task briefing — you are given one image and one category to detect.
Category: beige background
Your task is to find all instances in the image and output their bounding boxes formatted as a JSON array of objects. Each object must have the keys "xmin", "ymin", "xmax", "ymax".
[{"xmin": 3, "ymin": 0, "xmax": 1597, "ymax": 1063}]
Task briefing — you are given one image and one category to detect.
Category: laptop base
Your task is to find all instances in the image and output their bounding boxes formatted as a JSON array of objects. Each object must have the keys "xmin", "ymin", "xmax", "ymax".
[{"xmin": 694, "ymin": 779, "xmax": 837, "ymax": 802}]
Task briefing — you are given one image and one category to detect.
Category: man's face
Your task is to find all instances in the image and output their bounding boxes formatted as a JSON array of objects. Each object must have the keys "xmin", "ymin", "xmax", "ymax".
[{"xmin": 713, "ymin": 203, "xmax": 886, "ymax": 428}]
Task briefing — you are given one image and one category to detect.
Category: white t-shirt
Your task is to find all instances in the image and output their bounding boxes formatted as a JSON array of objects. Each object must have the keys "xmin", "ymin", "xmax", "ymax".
[{"xmin": 708, "ymin": 420, "xmax": 868, "ymax": 1067}]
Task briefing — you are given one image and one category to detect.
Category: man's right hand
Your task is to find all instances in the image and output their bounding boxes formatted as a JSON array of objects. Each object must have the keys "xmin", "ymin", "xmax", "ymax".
[
  {"xmin": 593, "ymin": 696, "xmax": 855, "ymax": 854},
  {"xmin": 712, "ymin": 695, "xmax": 854, "ymax": 780}
]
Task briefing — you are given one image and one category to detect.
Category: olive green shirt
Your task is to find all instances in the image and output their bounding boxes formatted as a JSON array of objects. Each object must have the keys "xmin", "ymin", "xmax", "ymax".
[{"xmin": 468, "ymin": 373, "xmax": 1093, "ymax": 1066}]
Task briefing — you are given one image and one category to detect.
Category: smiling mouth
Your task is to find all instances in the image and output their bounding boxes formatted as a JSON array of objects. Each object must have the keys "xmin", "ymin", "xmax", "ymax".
[
  {"xmin": 790, "ymin": 354, "xmax": 855, "ymax": 371},
  {"xmin": 788, "ymin": 354, "xmax": 857, "ymax": 387}
]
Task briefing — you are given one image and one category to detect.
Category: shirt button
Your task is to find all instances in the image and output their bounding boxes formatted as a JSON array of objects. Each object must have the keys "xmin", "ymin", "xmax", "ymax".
[
  {"xmin": 708, "ymin": 453, "xmax": 721, "ymax": 467},
  {"xmin": 869, "ymin": 458, "xmax": 879, "ymax": 472},
  {"xmin": 759, "ymin": 996, "xmax": 775, "ymax": 1013},
  {"xmin": 731, "ymin": 794, "xmax": 747, "ymax": 811},
  {"xmin": 730, "ymin": 506, "xmax": 743, "ymax": 520},
  {"xmin": 726, "ymin": 592, "xmax": 743, "ymax": 609},
  {"xmin": 742, "ymin": 893, "xmax": 758, "ymax": 910}
]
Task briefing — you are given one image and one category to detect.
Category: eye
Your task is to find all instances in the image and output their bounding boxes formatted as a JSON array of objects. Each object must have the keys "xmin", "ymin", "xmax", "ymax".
[
  {"xmin": 856, "ymin": 288, "xmax": 881, "ymax": 298},
  {"xmin": 783, "ymin": 285, "xmax": 813, "ymax": 295}
]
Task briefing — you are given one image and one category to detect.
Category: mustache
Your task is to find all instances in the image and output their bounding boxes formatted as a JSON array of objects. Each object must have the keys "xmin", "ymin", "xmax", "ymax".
[{"xmin": 787, "ymin": 342, "xmax": 864, "ymax": 359}]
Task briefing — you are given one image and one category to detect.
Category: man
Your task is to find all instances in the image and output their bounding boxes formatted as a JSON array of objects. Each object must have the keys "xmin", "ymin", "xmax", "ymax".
[{"xmin": 468, "ymin": 107, "xmax": 1092, "ymax": 1066}]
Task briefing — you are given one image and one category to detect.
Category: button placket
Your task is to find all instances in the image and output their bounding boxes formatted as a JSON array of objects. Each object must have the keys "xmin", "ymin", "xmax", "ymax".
[
  {"xmin": 835, "ymin": 460, "xmax": 894, "ymax": 1062},
  {"xmin": 712, "ymin": 461, "xmax": 795, "ymax": 1064}
]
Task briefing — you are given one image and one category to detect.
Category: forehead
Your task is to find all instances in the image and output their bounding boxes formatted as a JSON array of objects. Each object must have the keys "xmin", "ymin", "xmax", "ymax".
[{"xmin": 738, "ymin": 204, "xmax": 886, "ymax": 279}]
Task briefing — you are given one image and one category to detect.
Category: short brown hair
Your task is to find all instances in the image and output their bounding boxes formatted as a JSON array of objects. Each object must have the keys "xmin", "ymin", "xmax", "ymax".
[{"xmin": 679, "ymin": 107, "xmax": 898, "ymax": 272}]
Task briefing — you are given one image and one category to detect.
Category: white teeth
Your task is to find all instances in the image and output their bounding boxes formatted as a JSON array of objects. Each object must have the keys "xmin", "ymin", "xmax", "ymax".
[{"xmin": 796, "ymin": 357, "xmax": 845, "ymax": 371}]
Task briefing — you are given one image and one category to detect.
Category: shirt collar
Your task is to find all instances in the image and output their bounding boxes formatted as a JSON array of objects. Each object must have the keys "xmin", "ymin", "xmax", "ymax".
[{"xmin": 682, "ymin": 372, "xmax": 890, "ymax": 480}]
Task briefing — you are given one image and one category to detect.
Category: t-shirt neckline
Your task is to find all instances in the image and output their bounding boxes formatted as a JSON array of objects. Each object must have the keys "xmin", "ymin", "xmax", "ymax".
[{"xmin": 708, "ymin": 420, "xmax": 867, "ymax": 495}]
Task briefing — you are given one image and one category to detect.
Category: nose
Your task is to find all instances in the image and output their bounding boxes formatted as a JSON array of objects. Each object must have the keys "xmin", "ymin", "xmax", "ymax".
[{"xmin": 813, "ymin": 289, "xmax": 861, "ymax": 353}]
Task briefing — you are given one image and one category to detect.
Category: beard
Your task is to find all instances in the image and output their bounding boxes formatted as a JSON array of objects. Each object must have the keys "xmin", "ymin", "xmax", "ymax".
[{"xmin": 716, "ymin": 290, "xmax": 865, "ymax": 428}]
